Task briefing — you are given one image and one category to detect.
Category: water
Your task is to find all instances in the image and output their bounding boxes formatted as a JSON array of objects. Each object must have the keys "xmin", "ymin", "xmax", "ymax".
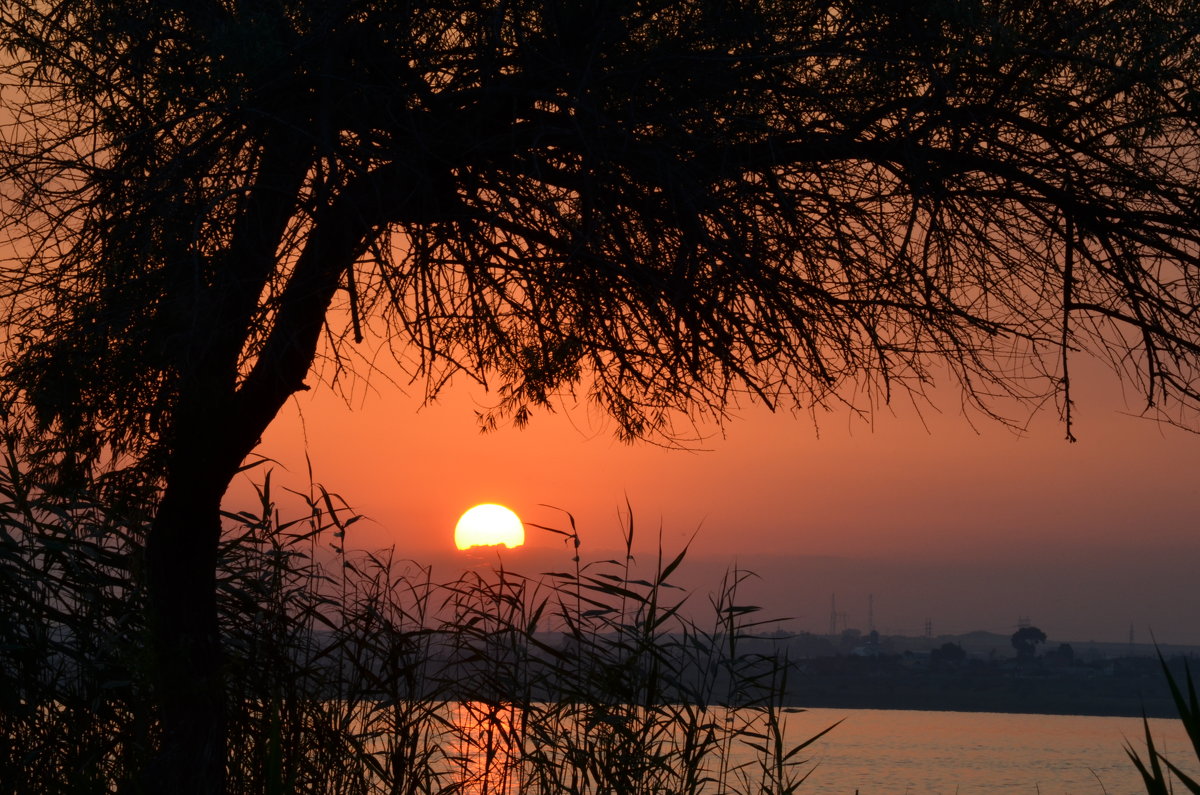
[
  {"xmin": 788, "ymin": 708, "xmax": 1195, "ymax": 795},
  {"xmin": 442, "ymin": 703, "xmax": 1195, "ymax": 795}
]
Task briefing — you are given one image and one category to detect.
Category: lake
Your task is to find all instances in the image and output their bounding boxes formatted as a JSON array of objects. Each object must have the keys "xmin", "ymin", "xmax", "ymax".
[
  {"xmin": 787, "ymin": 708, "xmax": 1195, "ymax": 795},
  {"xmin": 442, "ymin": 703, "xmax": 1194, "ymax": 795}
]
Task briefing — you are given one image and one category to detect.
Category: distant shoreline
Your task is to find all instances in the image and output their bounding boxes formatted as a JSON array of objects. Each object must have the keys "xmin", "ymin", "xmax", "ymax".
[
  {"xmin": 779, "ymin": 659, "xmax": 1183, "ymax": 719},
  {"xmin": 735, "ymin": 630, "xmax": 1196, "ymax": 720}
]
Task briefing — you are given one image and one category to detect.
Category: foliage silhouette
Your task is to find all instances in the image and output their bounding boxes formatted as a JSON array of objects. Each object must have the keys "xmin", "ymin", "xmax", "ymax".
[
  {"xmin": 930, "ymin": 641, "xmax": 967, "ymax": 665},
  {"xmin": 4, "ymin": 1, "xmax": 1200, "ymax": 791},
  {"xmin": 1011, "ymin": 626, "xmax": 1047, "ymax": 660}
]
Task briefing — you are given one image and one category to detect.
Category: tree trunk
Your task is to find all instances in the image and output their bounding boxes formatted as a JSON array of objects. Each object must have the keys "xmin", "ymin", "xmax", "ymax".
[
  {"xmin": 142, "ymin": 441, "xmax": 237, "ymax": 795},
  {"xmin": 135, "ymin": 146, "xmax": 383, "ymax": 791}
]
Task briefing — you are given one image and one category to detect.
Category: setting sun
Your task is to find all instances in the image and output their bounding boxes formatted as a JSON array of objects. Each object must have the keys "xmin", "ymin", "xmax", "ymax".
[{"xmin": 454, "ymin": 504, "xmax": 525, "ymax": 550}]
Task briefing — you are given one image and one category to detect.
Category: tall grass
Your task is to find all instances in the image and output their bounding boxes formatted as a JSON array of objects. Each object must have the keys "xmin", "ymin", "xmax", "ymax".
[
  {"xmin": 0, "ymin": 455, "xmax": 831, "ymax": 794},
  {"xmin": 0, "ymin": 443, "xmax": 155, "ymax": 794},
  {"xmin": 1127, "ymin": 655, "xmax": 1200, "ymax": 794}
]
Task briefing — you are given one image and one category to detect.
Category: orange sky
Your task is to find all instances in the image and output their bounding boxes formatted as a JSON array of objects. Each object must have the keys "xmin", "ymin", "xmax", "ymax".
[{"xmin": 235, "ymin": 354, "xmax": 1200, "ymax": 645}]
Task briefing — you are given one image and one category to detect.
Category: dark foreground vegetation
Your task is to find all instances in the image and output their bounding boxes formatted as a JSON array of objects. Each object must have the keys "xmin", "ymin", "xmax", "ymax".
[
  {"xmin": 1127, "ymin": 657, "xmax": 1200, "ymax": 795},
  {"xmin": 0, "ymin": 460, "xmax": 833, "ymax": 795}
]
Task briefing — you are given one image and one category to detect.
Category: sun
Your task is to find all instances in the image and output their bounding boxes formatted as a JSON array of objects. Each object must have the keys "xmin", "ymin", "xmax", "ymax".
[{"xmin": 454, "ymin": 504, "xmax": 525, "ymax": 550}]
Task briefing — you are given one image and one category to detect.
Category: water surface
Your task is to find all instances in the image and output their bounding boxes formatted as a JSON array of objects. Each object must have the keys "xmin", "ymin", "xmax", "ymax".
[{"xmin": 789, "ymin": 708, "xmax": 1195, "ymax": 795}]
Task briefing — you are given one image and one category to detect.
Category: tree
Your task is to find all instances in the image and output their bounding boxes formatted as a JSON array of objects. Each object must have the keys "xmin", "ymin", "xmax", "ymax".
[
  {"xmin": 1050, "ymin": 642, "xmax": 1075, "ymax": 664},
  {"xmin": 1011, "ymin": 626, "xmax": 1048, "ymax": 660},
  {"xmin": 3, "ymin": 1, "xmax": 1200, "ymax": 792},
  {"xmin": 931, "ymin": 641, "xmax": 967, "ymax": 665}
]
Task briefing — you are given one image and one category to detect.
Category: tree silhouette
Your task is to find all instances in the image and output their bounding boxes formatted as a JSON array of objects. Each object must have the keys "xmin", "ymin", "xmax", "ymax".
[
  {"xmin": 3, "ymin": 1, "xmax": 1200, "ymax": 792},
  {"xmin": 1011, "ymin": 626, "xmax": 1048, "ymax": 660},
  {"xmin": 1050, "ymin": 642, "xmax": 1075, "ymax": 664},
  {"xmin": 931, "ymin": 641, "xmax": 967, "ymax": 665}
]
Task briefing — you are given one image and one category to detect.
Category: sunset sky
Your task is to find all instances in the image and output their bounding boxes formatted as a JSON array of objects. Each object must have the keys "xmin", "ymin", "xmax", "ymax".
[
  {"xmin": 2, "ymin": 3, "xmax": 1193, "ymax": 654},
  {"xmin": 238, "ymin": 349, "xmax": 1200, "ymax": 647}
]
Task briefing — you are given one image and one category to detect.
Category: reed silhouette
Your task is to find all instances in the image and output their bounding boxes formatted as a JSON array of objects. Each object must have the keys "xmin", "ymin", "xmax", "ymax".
[
  {"xmin": 1127, "ymin": 655, "xmax": 1200, "ymax": 794},
  {"xmin": 0, "ymin": 457, "xmax": 833, "ymax": 794}
]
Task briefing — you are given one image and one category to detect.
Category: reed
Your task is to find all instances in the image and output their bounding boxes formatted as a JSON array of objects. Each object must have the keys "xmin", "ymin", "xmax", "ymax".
[
  {"xmin": 1127, "ymin": 655, "xmax": 1200, "ymax": 795},
  {"xmin": 0, "ymin": 457, "xmax": 832, "ymax": 794}
]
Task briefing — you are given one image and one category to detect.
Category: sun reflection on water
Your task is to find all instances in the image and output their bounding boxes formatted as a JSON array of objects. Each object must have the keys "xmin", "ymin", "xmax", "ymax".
[{"xmin": 448, "ymin": 701, "xmax": 524, "ymax": 795}]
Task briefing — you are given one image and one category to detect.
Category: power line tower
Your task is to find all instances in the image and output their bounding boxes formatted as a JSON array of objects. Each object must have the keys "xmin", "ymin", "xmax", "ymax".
[
  {"xmin": 867, "ymin": 594, "xmax": 875, "ymax": 635},
  {"xmin": 924, "ymin": 618, "xmax": 932, "ymax": 639},
  {"xmin": 828, "ymin": 594, "xmax": 838, "ymax": 637}
]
